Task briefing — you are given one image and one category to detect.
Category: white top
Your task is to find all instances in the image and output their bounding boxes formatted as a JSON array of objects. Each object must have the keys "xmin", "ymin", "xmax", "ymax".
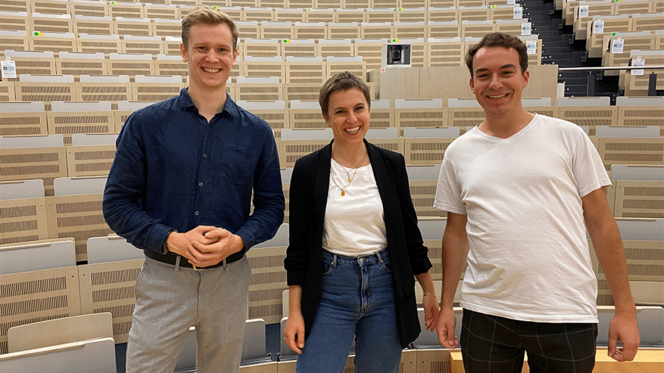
[
  {"xmin": 323, "ymin": 160, "xmax": 387, "ymax": 257},
  {"xmin": 434, "ymin": 114, "xmax": 610, "ymax": 323}
]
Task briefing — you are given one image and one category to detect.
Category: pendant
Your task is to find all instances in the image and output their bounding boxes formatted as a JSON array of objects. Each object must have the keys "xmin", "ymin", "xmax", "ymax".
[
  {"xmin": 347, "ymin": 178, "xmax": 351, "ymax": 182},
  {"xmin": 341, "ymin": 190, "xmax": 345, "ymax": 196}
]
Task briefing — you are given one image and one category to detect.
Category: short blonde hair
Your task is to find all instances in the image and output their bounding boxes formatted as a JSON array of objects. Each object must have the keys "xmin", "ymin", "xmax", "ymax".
[{"xmin": 181, "ymin": 6, "xmax": 238, "ymax": 52}]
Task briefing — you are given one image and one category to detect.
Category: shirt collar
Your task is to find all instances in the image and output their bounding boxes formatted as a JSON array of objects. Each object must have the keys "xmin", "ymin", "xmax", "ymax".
[{"xmin": 177, "ymin": 87, "xmax": 238, "ymax": 119}]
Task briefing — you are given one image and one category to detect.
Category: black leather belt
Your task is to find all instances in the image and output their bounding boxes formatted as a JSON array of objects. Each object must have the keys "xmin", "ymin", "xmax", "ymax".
[{"xmin": 144, "ymin": 249, "xmax": 244, "ymax": 269}]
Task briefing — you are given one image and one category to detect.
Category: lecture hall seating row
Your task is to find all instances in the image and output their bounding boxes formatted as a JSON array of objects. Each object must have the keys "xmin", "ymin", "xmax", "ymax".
[
  {"xmin": 0, "ymin": 17, "xmax": 539, "ymax": 44},
  {"xmin": 0, "ymin": 0, "xmax": 525, "ymax": 24}
]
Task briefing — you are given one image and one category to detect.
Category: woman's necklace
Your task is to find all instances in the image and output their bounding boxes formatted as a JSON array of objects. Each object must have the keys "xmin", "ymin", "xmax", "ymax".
[{"xmin": 331, "ymin": 151, "xmax": 367, "ymax": 196}]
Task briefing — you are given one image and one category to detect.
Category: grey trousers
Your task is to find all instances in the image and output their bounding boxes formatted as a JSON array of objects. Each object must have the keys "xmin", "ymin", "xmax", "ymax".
[{"xmin": 126, "ymin": 255, "xmax": 251, "ymax": 373}]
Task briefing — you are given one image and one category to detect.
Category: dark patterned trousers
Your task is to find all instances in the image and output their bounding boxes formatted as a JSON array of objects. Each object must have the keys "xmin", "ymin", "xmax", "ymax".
[{"xmin": 460, "ymin": 309, "xmax": 598, "ymax": 373}]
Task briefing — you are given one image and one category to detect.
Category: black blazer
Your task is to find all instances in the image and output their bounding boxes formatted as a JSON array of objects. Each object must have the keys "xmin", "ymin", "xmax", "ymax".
[{"xmin": 284, "ymin": 140, "xmax": 432, "ymax": 348}]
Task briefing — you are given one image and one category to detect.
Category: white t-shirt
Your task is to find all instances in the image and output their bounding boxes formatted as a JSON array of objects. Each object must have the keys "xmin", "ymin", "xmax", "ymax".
[
  {"xmin": 323, "ymin": 160, "xmax": 388, "ymax": 257},
  {"xmin": 434, "ymin": 114, "xmax": 611, "ymax": 323}
]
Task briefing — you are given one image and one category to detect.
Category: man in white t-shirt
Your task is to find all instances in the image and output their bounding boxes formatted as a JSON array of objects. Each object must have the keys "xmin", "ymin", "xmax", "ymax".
[{"xmin": 434, "ymin": 32, "xmax": 640, "ymax": 372}]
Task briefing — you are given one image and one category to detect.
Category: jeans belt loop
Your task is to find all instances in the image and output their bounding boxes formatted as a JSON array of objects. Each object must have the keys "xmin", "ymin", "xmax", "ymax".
[
  {"xmin": 376, "ymin": 251, "xmax": 384, "ymax": 265},
  {"xmin": 332, "ymin": 254, "xmax": 338, "ymax": 268},
  {"xmin": 174, "ymin": 255, "xmax": 181, "ymax": 272}
]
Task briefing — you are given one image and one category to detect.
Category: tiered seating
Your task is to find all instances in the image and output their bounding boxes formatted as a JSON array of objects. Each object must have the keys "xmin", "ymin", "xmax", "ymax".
[
  {"xmin": 596, "ymin": 125, "xmax": 663, "ymax": 171},
  {"xmin": 617, "ymin": 96, "xmax": 664, "ymax": 136},
  {"xmin": 246, "ymin": 224, "xmax": 288, "ymax": 324}
]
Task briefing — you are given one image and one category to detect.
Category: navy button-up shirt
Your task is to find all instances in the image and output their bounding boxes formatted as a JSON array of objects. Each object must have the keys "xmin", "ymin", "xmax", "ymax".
[{"xmin": 103, "ymin": 88, "xmax": 285, "ymax": 254}]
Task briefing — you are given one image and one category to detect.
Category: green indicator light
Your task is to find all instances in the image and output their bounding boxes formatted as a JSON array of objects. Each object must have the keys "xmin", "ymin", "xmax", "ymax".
[
  {"xmin": 212, "ymin": 5, "xmax": 219, "ymax": 9},
  {"xmin": 306, "ymin": 8, "xmax": 312, "ymax": 11},
  {"xmin": 611, "ymin": 32, "xmax": 616, "ymax": 36},
  {"xmin": 33, "ymin": 31, "xmax": 42, "ymax": 36},
  {"xmin": 397, "ymin": 7, "xmax": 403, "ymax": 11}
]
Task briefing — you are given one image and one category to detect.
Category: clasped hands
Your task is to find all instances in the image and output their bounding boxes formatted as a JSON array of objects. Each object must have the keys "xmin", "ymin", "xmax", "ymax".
[{"xmin": 165, "ymin": 225, "xmax": 244, "ymax": 268}]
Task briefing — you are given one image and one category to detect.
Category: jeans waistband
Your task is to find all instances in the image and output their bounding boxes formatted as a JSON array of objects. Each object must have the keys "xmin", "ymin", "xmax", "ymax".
[{"xmin": 322, "ymin": 248, "xmax": 389, "ymax": 267}]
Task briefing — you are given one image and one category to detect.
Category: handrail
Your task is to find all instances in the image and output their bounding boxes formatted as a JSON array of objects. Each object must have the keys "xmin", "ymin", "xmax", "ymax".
[{"xmin": 559, "ymin": 65, "xmax": 664, "ymax": 71}]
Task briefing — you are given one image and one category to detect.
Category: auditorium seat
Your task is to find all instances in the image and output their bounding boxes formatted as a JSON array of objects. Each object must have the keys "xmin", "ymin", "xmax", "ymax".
[
  {"xmin": 360, "ymin": 21, "xmax": 394, "ymax": 39},
  {"xmin": 0, "ymin": 101, "xmax": 47, "ymax": 137},
  {"xmin": 317, "ymin": 38, "xmax": 354, "ymax": 57},
  {"xmin": 0, "ymin": 81, "xmax": 15, "ymax": 102},
  {"xmin": 572, "ymin": 0, "xmax": 614, "ymax": 41},
  {"xmin": 132, "ymin": 74, "xmax": 184, "ymax": 101},
  {"xmin": 585, "ymin": 14, "xmax": 631, "ymax": 58},
  {"xmin": 591, "ymin": 218, "xmax": 664, "ymax": 306},
  {"xmin": 281, "ymin": 167, "xmax": 292, "ymax": 224},
  {"xmin": 0, "ymin": 237, "xmax": 80, "ymax": 354},
  {"xmin": 367, "ymin": 7, "xmax": 397, "ymax": 23},
  {"xmin": 458, "ymin": 6, "xmax": 490, "ymax": 22},
  {"xmin": 56, "ymin": 51, "xmax": 107, "ymax": 76},
  {"xmin": 408, "ymin": 165, "xmax": 446, "ymax": 219},
  {"xmin": 461, "ymin": 20, "xmax": 495, "ymax": 39},
  {"xmin": 396, "ymin": 98, "xmax": 445, "ymax": 136},
  {"xmin": 77, "ymin": 33, "xmax": 122, "ymax": 55},
  {"xmin": 244, "ymin": 55, "xmax": 286, "ymax": 80},
  {"xmin": 0, "ymin": 338, "xmax": 116, "ymax": 373},
  {"xmin": 622, "ymin": 50, "xmax": 664, "ymax": 96},
  {"xmin": 144, "ymin": 4, "xmax": 179, "ymax": 21},
  {"xmin": 366, "ymin": 127, "xmax": 403, "ymax": 154},
  {"xmin": 0, "ymin": 11, "xmax": 29, "ymax": 33},
  {"xmin": 0, "ymin": 134, "xmax": 67, "ymax": 196},
  {"xmin": 107, "ymin": 52, "xmax": 155, "ymax": 76},
  {"xmin": 6, "ymin": 50, "xmax": 57, "ymax": 75},
  {"xmin": 67, "ymin": 133, "xmax": 117, "ymax": 177},
  {"xmin": 79, "ymin": 234, "xmax": 143, "ymax": 343},
  {"xmin": 71, "ymin": 1, "xmax": 109, "ymax": 18},
  {"xmin": 0, "ymin": 30, "xmax": 29, "ymax": 55},
  {"xmin": 14, "ymin": 74, "xmax": 77, "ymax": 111},
  {"xmin": 30, "ymin": 12, "xmax": 73, "ymax": 34},
  {"xmin": 602, "ymin": 31, "xmax": 655, "ymax": 76},
  {"xmin": 404, "ymin": 127, "xmax": 459, "ymax": 167},
  {"xmin": 631, "ymin": 12, "xmax": 664, "ymax": 32},
  {"xmin": 152, "ymin": 17, "xmax": 182, "ymax": 37},
  {"xmin": 285, "ymin": 56, "xmax": 326, "ymax": 83},
  {"xmin": 557, "ymin": 96, "xmax": 618, "ymax": 136},
  {"xmin": 617, "ymin": 96, "xmax": 664, "ymax": 136},
  {"xmin": 0, "ymin": 179, "xmax": 48, "ymax": 245},
  {"xmin": 47, "ymin": 176, "xmax": 112, "ymax": 261},
  {"xmin": 243, "ymin": 38, "xmax": 281, "ymax": 58},
  {"xmin": 108, "ymin": 2, "xmax": 145, "ymax": 19},
  {"xmin": 261, "ymin": 20, "xmax": 294, "ymax": 39},
  {"xmin": 7, "ymin": 312, "xmax": 113, "ymax": 353},
  {"xmin": 328, "ymin": 21, "xmax": 361, "ymax": 40},
  {"xmin": 305, "ymin": 8, "xmax": 335, "ymax": 24},
  {"xmin": 163, "ymin": 36, "xmax": 183, "ymax": 56},
  {"xmin": 279, "ymin": 127, "xmax": 333, "ymax": 168},
  {"xmin": 247, "ymin": 224, "xmax": 289, "ymax": 324},
  {"xmin": 48, "ymin": 101, "xmax": 115, "ymax": 145},
  {"xmin": 274, "ymin": 7, "xmax": 305, "ymax": 23},
  {"xmin": 427, "ymin": 36, "xmax": 463, "ymax": 67},
  {"xmin": 294, "ymin": 21, "xmax": 327, "ymax": 40},
  {"xmin": 122, "ymin": 35, "xmax": 162, "ymax": 55},
  {"xmin": 614, "ymin": 0, "xmax": 652, "ymax": 17},
  {"xmin": 611, "ymin": 164, "xmax": 664, "ymax": 219},
  {"xmin": 155, "ymin": 53, "xmax": 188, "ymax": 76},
  {"xmin": 288, "ymin": 99, "xmax": 326, "ymax": 130},
  {"xmin": 595, "ymin": 125, "xmax": 662, "ymax": 171},
  {"xmin": 235, "ymin": 76, "xmax": 283, "ymax": 101},
  {"xmin": 354, "ymin": 38, "xmax": 389, "ymax": 71}
]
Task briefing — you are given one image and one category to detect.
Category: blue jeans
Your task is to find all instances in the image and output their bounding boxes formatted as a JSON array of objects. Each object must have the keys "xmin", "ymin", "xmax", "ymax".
[{"xmin": 295, "ymin": 249, "xmax": 402, "ymax": 373}]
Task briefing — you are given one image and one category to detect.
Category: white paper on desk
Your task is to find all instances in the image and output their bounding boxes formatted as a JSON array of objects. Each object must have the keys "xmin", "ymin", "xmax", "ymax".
[
  {"xmin": 513, "ymin": 6, "xmax": 523, "ymax": 19},
  {"xmin": 579, "ymin": 5, "xmax": 589, "ymax": 18},
  {"xmin": 611, "ymin": 38, "xmax": 624, "ymax": 54},
  {"xmin": 507, "ymin": 0, "xmax": 516, "ymax": 4},
  {"xmin": 631, "ymin": 58, "xmax": 645, "ymax": 76},
  {"xmin": 1, "ymin": 60, "xmax": 16, "ymax": 79},
  {"xmin": 593, "ymin": 19, "xmax": 604, "ymax": 34},
  {"xmin": 526, "ymin": 40, "xmax": 537, "ymax": 55},
  {"xmin": 521, "ymin": 22, "xmax": 532, "ymax": 36}
]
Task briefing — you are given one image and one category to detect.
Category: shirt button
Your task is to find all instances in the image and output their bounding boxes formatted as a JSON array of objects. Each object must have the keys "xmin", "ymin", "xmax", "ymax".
[
  {"xmin": 199, "ymin": 182, "xmax": 203, "ymax": 186},
  {"xmin": 203, "ymin": 154, "xmax": 208, "ymax": 158},
  {"xmin": 195, "ymin": 211, "xmax": 199, "ymax": 216}
]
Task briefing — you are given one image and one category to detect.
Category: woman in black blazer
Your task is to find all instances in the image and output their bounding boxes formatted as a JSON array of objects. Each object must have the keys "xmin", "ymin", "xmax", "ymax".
[{"xmin": 283, "ymin": 72, "xmax": 439, "ymax": 372}]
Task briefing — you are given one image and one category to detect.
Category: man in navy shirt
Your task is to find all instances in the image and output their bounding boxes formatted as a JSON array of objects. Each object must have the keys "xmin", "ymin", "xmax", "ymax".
[{"xmin": 103, "ymin": 7, "xmax": 284, "ymax": 372}]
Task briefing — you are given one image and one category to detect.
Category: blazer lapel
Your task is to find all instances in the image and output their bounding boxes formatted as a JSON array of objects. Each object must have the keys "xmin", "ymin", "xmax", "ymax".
[{"xmin": 311, "ymin": 142, "xmax": 332, "ymax": 257}]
